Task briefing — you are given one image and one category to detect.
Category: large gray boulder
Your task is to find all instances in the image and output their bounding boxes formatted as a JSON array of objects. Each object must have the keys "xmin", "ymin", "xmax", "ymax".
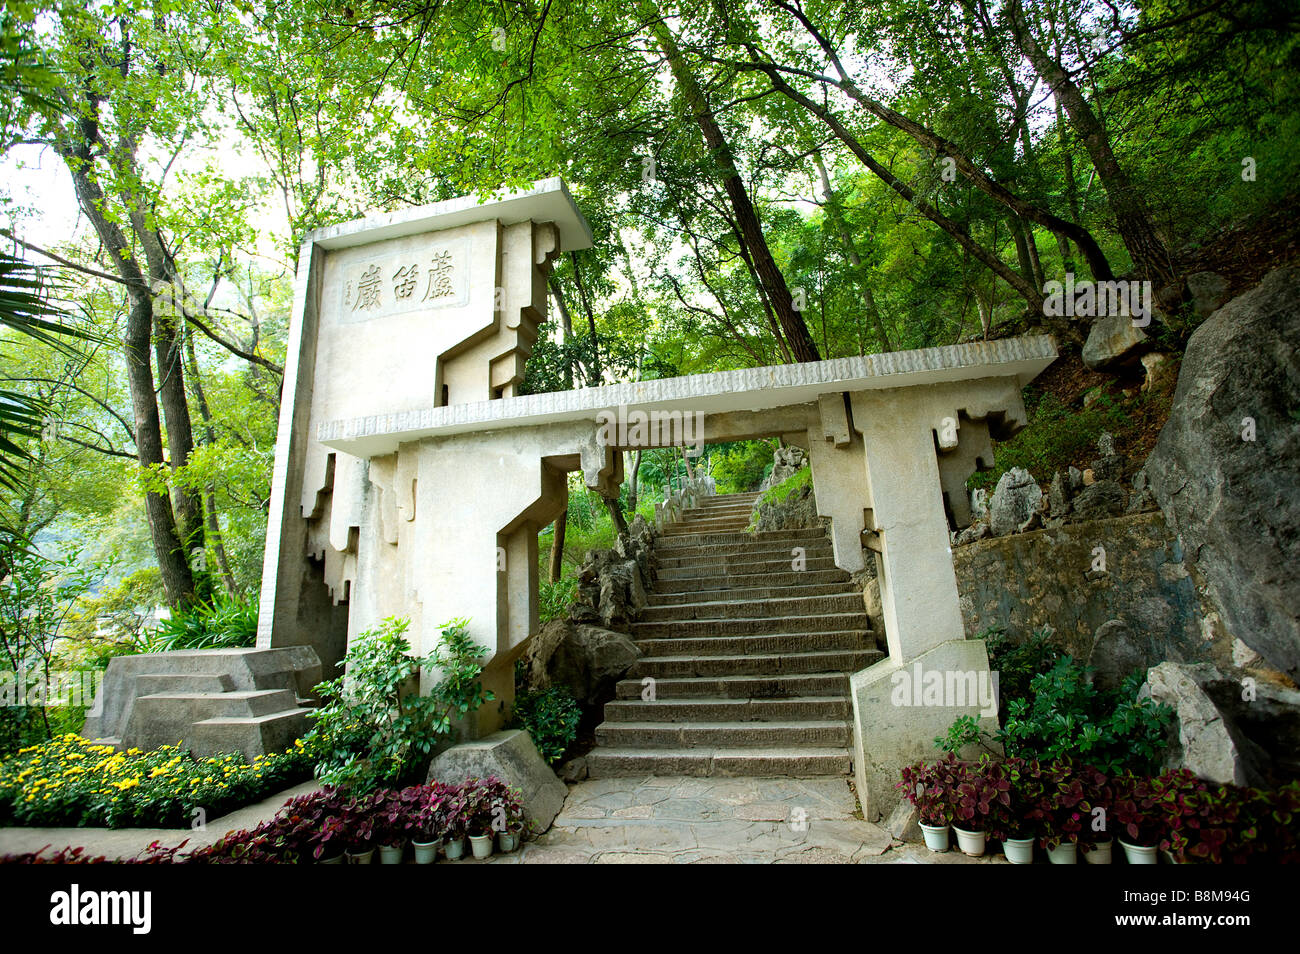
[
  {"xmin": 1145, "ymin": 266, "xmax": 1300, "ymax": 681},
  {"xmin": 1082, "ymin": 313, "xmax": 1150, "ymax": 370},
  {"xmin": 427, "ymin": 729, "xmax": 568, "ymax": 834},
  {"xmin": 520, "ymin": 618, "xmax": 641, "ymax": 706},
  {"xmin": 988, "ymin": 467, "xmax": 1043, "ymax": 536},
  {"xmin": 1144, "ymin": 662, "xmax": 1300, "ymax": 787}
]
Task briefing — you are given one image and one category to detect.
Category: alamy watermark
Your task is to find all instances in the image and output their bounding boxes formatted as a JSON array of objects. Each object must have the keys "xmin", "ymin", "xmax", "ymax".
[
  {"xmin": 1042, "ymin": 273, "xmax": 1152, "ymax": 327},
  {"xmin": 890, "ymin": 664, "xmax": 1000, "ymax": 718},
  {"xmin": 0, "ymin": 667, "xmax": 101, "ymax": 708},
  {"xmin": 595, "ymin": 405, "xmax": 704, "ymax": 457}
]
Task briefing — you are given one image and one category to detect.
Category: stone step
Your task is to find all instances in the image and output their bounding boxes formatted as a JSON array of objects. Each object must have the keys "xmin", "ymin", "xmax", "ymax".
[
  {"xmin": 586, "ymin": 746, "xmax": 852, "ymax": 778},
  {"xmin": 661, "ymin": 516, "xmax": 754, "ymax": 531},
  {"xmin": 631, "ymin": 612, "xmax": 871, "ymax": 639},
  {"xmin": 629, "ymin": 647, "xmax": 881, "ymax": 679},
  {"xmin": 656, "ymin": 542, "xmax": 833, "ymax": 567},
  {"xmin": 615, "ymin": 672, "xmax": 850, "ymax": 700},
  {"xmin": 187, "ymin": 708, "xmax": 313, "ymax": 760},
  {"xmin": 134, "ymin": 688, "xmax": 300, "ymax": 720},
  {"xmin": 648, "ymin": 581, "xmax": 857, "ymax": 605},
  {"xmin": 656, "ymin": 555, "xmax": 842, "ymax": 579},
  {"xmin": 639, "ymin": 592, "xmax": 866, "ymax": 623},
  {"xmin": 654, "ymin": 567, "xmax": 852, "ymax": 593},
  {"xmin": 655, "ymin": 528, "xmax": 830, "ymax": 550},
  {"xmin": 595, "ymin": 719, "xmax": 851, "ymax": 748},
  {"xmin": 635, "ymin": 629, "xmax": 872, "ymax": 658},
  {"xmin": 602, "ymin": 695, "xmax": 852, "ymax": 723}
]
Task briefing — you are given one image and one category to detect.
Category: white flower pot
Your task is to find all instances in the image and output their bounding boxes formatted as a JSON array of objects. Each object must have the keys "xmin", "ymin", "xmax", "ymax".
[
  {"xmin": 469, "ymin": 833, "xmax": 494, "ymax": 859},
  {"xmin": 498, "ymin": 831, "xmax": 520, "ymax": 853},
  {"xmin": 379, "ymin": 843, "xmax": 405, "ymax": 864},
  {"xmin": 346, "ymin": 849, "xmax": 375, "ymax": 865},
  {"xmin": 952, "ymin": 826, "xmax": 986, "ymax": 857},
  {"xmin": 412, "ymin": 840, "xmax": 440, "ymax": 864},
  {"xmin": 318, "ymin": 853, "xmax": 344, "ymax": 865},
  {"xmin": 1119, "ymin": 839, "xmax": 1158, "ymax": 864},
  {"xmin": 444, "ymin": 837, "xmax": 466, "ymax": 861},
  {"xmin": 919, "ymin": 822, "xmax": 950, "ymax": 852},
  {"xmin": 1002, "ymin": 837, "xmax": 1035, "ymax": 864},
  {"xmin": 1083, "ymin": 839, "xmax": 1113, "ymax": 864},
  {"xmin": 1047, "ymin": 842, "xmax": 1077, "ymax": 864}
]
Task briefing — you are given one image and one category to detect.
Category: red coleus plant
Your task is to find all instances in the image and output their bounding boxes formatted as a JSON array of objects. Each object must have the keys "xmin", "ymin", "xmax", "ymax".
[
  {"xmin": 1155, "ymin": 769, "xmax": 1241, "ymax": 864},
  {"xmin": 1030, "ymin": 758, "xmax": 1092, "ymax": 850},
  {"xmin": 1111, "ymin": 770, "xmax": 1165, "ymax": 847},
  {"xmin": 950, "ymin": 756, "xmax": 1011, "ymax": 833},
  {"xmin": 898, "ymin": 755, "xmax": 956, "ymax": 827}
]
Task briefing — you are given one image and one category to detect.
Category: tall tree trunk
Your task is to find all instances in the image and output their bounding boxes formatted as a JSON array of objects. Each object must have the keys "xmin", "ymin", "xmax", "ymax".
[
  {"xmin": 652, "ymin": 19, "xmax": 821, "ymax": 363},
  {"xmin": 59, "ymin": 128, "xmax": 195, "ymax": 608},
  {"xmin": 569, "ymin": 252, "xmax": 602, "ymax": 386},
  {"xmin": 603, "ymin": 494, "xmax": 629, "ymax": 537},
  {"xmin": 1005, "ymin": 0, "xmax": 1178, "ymax": 290}
]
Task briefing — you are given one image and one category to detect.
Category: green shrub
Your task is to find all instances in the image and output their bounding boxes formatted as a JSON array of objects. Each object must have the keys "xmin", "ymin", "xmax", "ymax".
[
  {"xmin": 304, "ymin": 616, "xmax": 493, "ymax": 793},
  {"xmin": 710, "ymin": 440, "xmax": 774, "ymax": 493},
  {"xmin": 983, "ymin": 624, "xmax": 1061, "ymax": 718},
  {"xmin": 539, "ymin": 577, "xmax": 578, "ymax": 624},
  {"xmin": 997, "ymin": 657, "xmax": 1174, "ymax": 774},
  {"xmin": 148, "ymin": 593, "xmax": 258, "ymax": 652},
  {"xmin": 969, "ymin": 391, "xmax": 1131, "ymax": 490},
  {"xmin": 512, "ymin": 687, "xmax": 581, "ymax": 765}
]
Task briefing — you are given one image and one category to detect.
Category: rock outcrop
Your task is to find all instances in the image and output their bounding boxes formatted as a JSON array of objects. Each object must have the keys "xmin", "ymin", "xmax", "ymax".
[
  {"xmin": 1145, "ymin": 266, "xmax": 1300, "ymax": 682},
  {"xmin": 520, "ymin": 619, "xmax": 642, "ymax": 706},
  {"xmin": 569, "ymin": 514, "xmax": 657, "ymax": 629},
  {"xmin": 760, "ymin": 445, "xmax": 808, "ymax": 490},
  {"xmin": 988, "ymin": 467, "xmax": 1042, "ymax": 536}
]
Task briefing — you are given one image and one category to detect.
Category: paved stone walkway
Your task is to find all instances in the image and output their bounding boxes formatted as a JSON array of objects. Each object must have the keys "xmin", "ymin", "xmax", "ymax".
[{"xmin": 479, "ymin": 777, "xmax": 1002, "ymax": 864}]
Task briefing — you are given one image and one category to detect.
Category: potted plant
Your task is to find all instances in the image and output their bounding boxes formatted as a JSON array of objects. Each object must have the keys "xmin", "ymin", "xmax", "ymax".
[
  {"xmin": 440, "ymin": 782, "xmax": 469, "ymax": 860},
  {"xmin": 405, "ymin": 784, "xmax": 443, "ymax": 864},
  {"xmin": 464, "ymin": 777, "xmax": 498, "ymax": 859},
  {"xmin": 898, "ymin": 760, "xmax": 951, "ymax": 851},
  {"xmin": 304, "ymin": 788, "xmax": 351, "ymax": 863},
  {"xmin": 949, "ymin": 755, "xmax": 1009, "ymax": 857},
  {"xmin": 1036, "ymin": 759, "xmax": 1089, "ymax": 864},
  {"xmin": 1113, "ymin": 771, "xmax": 1163, "ymax": 864},
  {"xmin": 374, "ymin": 788, "xmax": 408, "ymax": 864},
  {"xmin": 1076, "ymin": 764, "xmax": 1114, "ymax": 864},
  {"xmin": 997, "ymin": 758, "xmax": 1044, "ymax": 865},
  {"xmin": 491, "ymin": 780, "xmax": 527, "ymax": 853}
]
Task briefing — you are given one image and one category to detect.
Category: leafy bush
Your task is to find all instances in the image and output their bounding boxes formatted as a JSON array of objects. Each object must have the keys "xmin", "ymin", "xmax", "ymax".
[
  {"xmin": 0, "ymin": 733, "xmax": 313, "ymax": 828},
  {"xmin": 998, "ymin": 657, "xmax": 1173, "ymax": 773},
  {"xmin": 539, "ymin": 577, "xmax": 578, "ymax": 624},
  {"xmin": 983, "ymin": 624, "xmax": 1060, "ymax": 718},
  {"xmin": 512, "ymin": 686, "xmax": 580, "ymax": 765},
  {"xmin": 304, "ymin": 616, "xmax": 493, "ymax": 793},
  {"xmin": 148, "ymin": 593, "xmax": 258, "ymax": 652},
  {"xmin": 969, "ymin": 391, "xmax": 1131, "ymax": 490},
  {"xmin": 710, "ymin": 440, "xmax": 774, "ymax": 493}
]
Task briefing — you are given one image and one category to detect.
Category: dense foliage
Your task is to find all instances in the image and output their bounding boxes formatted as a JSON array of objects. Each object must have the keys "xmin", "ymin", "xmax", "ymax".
[{"xmin": 511, "ymin": 686, "xmax": 582, "ymax": 765}]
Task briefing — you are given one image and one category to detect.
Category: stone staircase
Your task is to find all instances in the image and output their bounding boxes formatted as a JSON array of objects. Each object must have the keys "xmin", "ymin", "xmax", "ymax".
[{"xmin": 588, "ymin": 491, "xmax": 882, "ymax": 777}]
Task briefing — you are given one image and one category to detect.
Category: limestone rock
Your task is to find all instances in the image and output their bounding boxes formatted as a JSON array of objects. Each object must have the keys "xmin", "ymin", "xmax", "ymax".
[
  {"xmin": 1068, "ymin": 466, "xmax": 1083, "ymax": 491},
  {"xmin": 970, "ymin": 487, "xmax": 990, "ymax": 522},
  {"xmin": 884, "ymin": 801, "xmax": 920, "ymax": 843},
  {"xmin": 751, "ymin": 481, "xmax": 824, "ymax": 532},
  {"xmin": 559, "ymin": 755, "xmax": 588, "ymax": 783},
  {"xmin": 1146, "ymin": 663, "xmax": 1248, "ymax": 785},
  {"xmin": 761, "ymin": 445, "xmax": 808, "ymax": 491},
  {"xmin": 1048, "ymin": 471, "xmax": 1071, "ymax": 518},
  {"xmin": 988, "ymin": 467, "xmax": 1043, "ymax": 536},
  {"xmin": 1082, "ymin": 313, "xmax": 1150, "ymax": 370},
  {"xmin": 1088, "ymin": 619, "xmax": 1152, "ymax": 692},
  {"xmin": 1145, "ymin": 266, "xmax": 1300, "ymax": 682},
  {"xmin": 1070, "ymin": 479, "xmax": 1127, "ymax": 521},
  {"xmin": 954, "ymin": 521, "xmax": 991, "ymax": 547},
  {"xmin": 1186, "ymin": 270, "xmax": 1231, "ymax": 320},
  {"xmin": 427, "ymin": 729, "xmax": 567, "ymax": 834},
  {"xmin": 521, "ymin": 618, "xmax": 642, "ymax": 705}
]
